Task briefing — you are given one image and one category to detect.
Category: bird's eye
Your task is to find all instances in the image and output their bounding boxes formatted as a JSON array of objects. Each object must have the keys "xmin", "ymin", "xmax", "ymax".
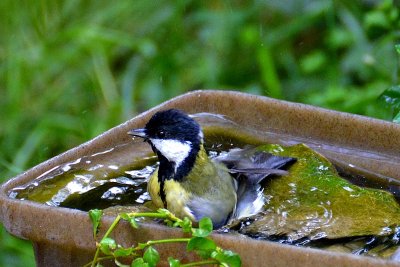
[{"xmin": 157, "ymin": 131, "xmax": 165, "ymax": 138}]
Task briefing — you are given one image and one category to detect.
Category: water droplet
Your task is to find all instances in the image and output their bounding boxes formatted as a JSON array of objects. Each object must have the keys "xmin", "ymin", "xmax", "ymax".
[
  {"xmin": 136, "ymin": 192, "xmax": 150, "ymax": 204},
  {"xmin": 108, "ymin": 165, "xmax": 119, "ymax": 170},
  {"xmin": 62, "ymin": 165, "xmax": 71, "ymax": 172},
  {"xmin": 91, "ymin": 148, "xmax": 114, "ymax": 157},
  {"xmin": 317, "ymin": 165, "xmax": 329, "ymax": 171},
  {"xmin": 101, "ymin": 187, "xmax": 125, "ymax": 199},
  {"xmin": 343, "ymin": 186, "xmax": 354, "ymax": 192}
]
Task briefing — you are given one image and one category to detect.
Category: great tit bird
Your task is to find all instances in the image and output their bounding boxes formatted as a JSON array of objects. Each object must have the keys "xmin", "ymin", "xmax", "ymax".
[{"xmin": 128, "ymin": 109, "xmax": 294, "ymax": 228}]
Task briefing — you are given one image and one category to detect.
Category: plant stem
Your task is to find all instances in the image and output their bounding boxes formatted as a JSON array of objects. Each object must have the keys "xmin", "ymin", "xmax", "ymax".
[
  {"xmin": 148, "ymin": 238, "xmax": 190, "ymax": 245},
  {"xmin": 127, "ymin": 211, "xmax": 180, "ymax": 222},
  {"xmin": 90, "ymin": 210, "xmax": 191, "ymax": 266},
  {"xmin": 90, "ymin": 245, "xmax": 101, "ymax": 267},
  {"xmin": 180, "ymin": 259, "xmax": 219, "ymax": 266},
  {"xmin": 127, "ymin": 212, "xmax": 168, "ymax": 218},
  {"xmin": 91, "ymin": 211, "xmax": 180, "ymax": 266},
  {"xmin": 103, "ymin": 214, "xmax": 122, "ymax": 239},
  {"xmin": 91, "ymin": 214, "xmax": 121, "ymax": 267},
  {"xmin": 84, "ymin": 256, "xmax": 114, "ymax": 267},
  {"xmin": 133, "ymin": 238, "xmax": 191, "ymax": 251}
]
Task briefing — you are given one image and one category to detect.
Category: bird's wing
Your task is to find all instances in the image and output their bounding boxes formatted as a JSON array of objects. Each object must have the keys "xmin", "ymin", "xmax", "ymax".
[
  {"xmin": 214, "ymin": 147, "xmax": 296, "ymax": 182},
  {"xmin": 214, "ymin": 147, "xmax": 296, "ymax": 220},
  {"xmin": 187, "ymin": 196, "xmax": 234, "ymax": 229}
]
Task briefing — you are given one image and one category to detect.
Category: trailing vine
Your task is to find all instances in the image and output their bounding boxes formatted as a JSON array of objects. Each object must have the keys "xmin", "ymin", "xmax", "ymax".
[{"xmin": 86, "ymin": 208, "xmax": 241, "ymax": 267}]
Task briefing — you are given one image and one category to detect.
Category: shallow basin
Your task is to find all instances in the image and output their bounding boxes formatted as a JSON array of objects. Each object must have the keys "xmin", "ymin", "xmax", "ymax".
[{"xmin": 1, "ymin": 90, "xmax": 400, "ymax": 266}]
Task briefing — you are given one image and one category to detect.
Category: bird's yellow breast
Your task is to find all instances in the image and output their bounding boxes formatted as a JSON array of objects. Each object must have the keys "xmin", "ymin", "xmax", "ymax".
[
  {"xmin": 147, "ymin": 169, "xmax": 163, "ymax": 208},
  {"xmin": 147, "ymin": 168, "xmax": 195, "ymax": 221}
]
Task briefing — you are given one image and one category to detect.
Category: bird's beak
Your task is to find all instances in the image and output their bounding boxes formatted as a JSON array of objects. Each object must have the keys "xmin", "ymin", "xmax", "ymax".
[{"xmin": 127, "ymin": 128, "xmax": 147, "ymax": 139}]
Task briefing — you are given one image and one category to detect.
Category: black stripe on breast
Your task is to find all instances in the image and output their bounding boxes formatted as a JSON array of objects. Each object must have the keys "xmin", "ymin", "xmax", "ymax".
[
  {"xmin": 156, "ymin": 152, "xmax": 174, "ymax": 208},
  {"xmin": 159, "ymin": 179, "xmax": 167, "ymax": 208}
]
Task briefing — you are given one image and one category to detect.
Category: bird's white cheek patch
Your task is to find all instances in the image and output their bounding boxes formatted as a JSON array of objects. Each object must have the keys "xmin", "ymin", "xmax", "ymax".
[{"xmin": 150, "ymin": 139, "xmax": 192, "ymax": 168}]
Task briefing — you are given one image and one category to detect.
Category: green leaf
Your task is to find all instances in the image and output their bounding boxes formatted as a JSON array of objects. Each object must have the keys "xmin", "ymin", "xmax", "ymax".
[
  {"xmin": 120, "ymin": 213, "xmax": 130, "ymax": 220},
  {"xmin": 99, "ymin": 237, "xmax": 117, "ymax": 255},
  {"xmin": 89, "ymin": 209, "xmax": 103, "ymax": 238},
  {"xmin": 300, "ymin": 50, "xmax": 327, "ymax": 74},
  {"xmin": 380, "ymin": 85, "xmax": 400, "ymax": 106},
  {"xmin": 379, "ymin": 85, "xmax": 400, "ymax": 118},
  {"xmin": 187, "ymin": 237, "xmax": 216, "ymax": 251},
  {"xmin": 137, "ymin": 243, "xmax": 147, "ymax": 249},
  {"xmin": 143, "ymin": 246, "xmax": 160, "ymax": 267},
  {"xmin": 165, "ymin": 219, "xmax": 175, "ymax": 227},
  {"xmin": 395, "ymin": 44, "xmax": 400, "ymax": 55},
  {"xmin": 160, "ymin": 208, "xmax": 175, "ymax": 226},
  {"xmin": 393, "ymin": 112, "xmax": 400, "ymax": 124},
  {"xmin": 167, "ymin": 257, "xmax": 181, "ymax": 267},
  {"xmin": 131, "ymin": 258, "xmax": 148, "ymax": 267},
  {"xmin": 187, "ymin": 237, "xmax": 216, "ymax": 259},
  {"xmin": 120, "ymin": 213, "xmax": 139, "ymax": 229},
  {"xmin": 191, "ymin": 217, "xmax": 213, "ymax": 237},
  {"xmin": 114, "ymin": 247, "xmax": 134, "ymax": 257},
  {"xmin": 179, "ymin": 217, "xmax": 192, "ymax": 233},
  {"xmin": 129, "ymin": 218, "xmax": 139, "ymax": 229},
  {"xmin": 364, "ymin": 10, "xmax": 390, "ymax": 30},
  {"xmin": 212, "ymin": 250, "xmax": 242, "ymax": 267}
]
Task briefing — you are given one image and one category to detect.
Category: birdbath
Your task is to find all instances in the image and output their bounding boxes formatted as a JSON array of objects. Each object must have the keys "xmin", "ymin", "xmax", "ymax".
[{"xmin": 1, "ymin": 90, "xmax": 400, "ymax": 267}]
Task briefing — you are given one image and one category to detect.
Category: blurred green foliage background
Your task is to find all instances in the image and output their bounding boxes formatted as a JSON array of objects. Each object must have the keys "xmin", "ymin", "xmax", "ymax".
[{"xmin": 0, "ymin": 0, "xmax": 399, "ymax": 266}]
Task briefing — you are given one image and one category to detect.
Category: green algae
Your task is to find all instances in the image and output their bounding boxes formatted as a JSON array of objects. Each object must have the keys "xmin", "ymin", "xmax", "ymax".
[{"xmin": 239, "ymin": 143, "xmax": 400, "ymax": 241}]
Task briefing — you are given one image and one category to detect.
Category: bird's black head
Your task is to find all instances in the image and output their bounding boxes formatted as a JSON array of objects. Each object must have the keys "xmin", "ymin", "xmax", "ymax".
[
  {"xmin": 128, "ymin": 109, "xmax": 203, "ymax": 181},
  {"xmin": 144, "ymin": 109, "xmax": 202, "ymax": 143}
]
